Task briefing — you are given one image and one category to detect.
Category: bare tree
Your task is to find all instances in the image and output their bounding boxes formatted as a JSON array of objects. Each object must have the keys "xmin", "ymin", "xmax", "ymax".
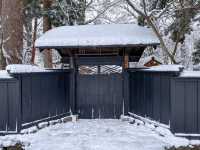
[
  {"xmin": 124, "ymin": 0, "xmax": 200, "ymax": 64},
  {"xmin": 55, "ymin": 0, "xmax": 122, "ymax": 25}
]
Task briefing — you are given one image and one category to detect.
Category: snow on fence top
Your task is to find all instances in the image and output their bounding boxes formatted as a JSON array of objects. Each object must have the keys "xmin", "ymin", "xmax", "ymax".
[
  {"xmin": 145, "ymin": 65, "xmax": 184, "ymax": 72},
  {"xmin": 35, "ymin": 24, "xmax": 160, "ymax": 48},
  {"xmin": 180, "ymin": 71, "xmax": 200, "ymax": 78},
  {"xmin": 0, "ymin": 70, "xmax": 13, "ymax": 79},
  {"xmin": 6, "ymin": 64, "xmax": 46, "ymax": 74}
]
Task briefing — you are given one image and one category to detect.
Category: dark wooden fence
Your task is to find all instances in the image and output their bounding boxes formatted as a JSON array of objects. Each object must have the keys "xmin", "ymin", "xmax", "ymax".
[
  {"xmin": 0, "ymin": 70, "xmax": 71, "ymax": 134},
  {"xmin": 2, "ymin": 67, "xmax": 200, "ymax": 136},
  {"xmin": 18, "ymin": 71, "xmax": 71, "ymax": 129},
  {"xmin": 171, "ymin": 77, "xmax": 200, "ymax": 134},
  {"xmin": 129, "ymin": 70, "xmax": 179, "ymax": 125},
  {"xmin": 76, "ymin": 73, "xmax": 123, "ymax": 119},
  {"xmin": 0, "ymin": 77, "xmax": 20, "ymax": 133}
]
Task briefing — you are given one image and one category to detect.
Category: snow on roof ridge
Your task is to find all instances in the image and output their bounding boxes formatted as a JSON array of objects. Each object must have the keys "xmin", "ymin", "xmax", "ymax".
[{"xmin": 35, "ymin": 24, "xmax": 160, "ymax": 48}]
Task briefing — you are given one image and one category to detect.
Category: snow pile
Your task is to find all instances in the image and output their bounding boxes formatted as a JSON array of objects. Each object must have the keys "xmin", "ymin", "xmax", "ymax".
[
  {"xmin": 6, "ymin": 64, "xmax": 46, "ymax": 73},
  {"xmin": 146, "ymin": 65, "xmax": 184, "ymax": 72},
  {"xmin": 121, "ymin": 116, "xmax": 200, "ymax": 148},
  {"xmin": 127, "ymin": 113, "xmax": 170, "ymax": 129},
  {"xmin": 35, "ymin": 24, "xmax": 160, "ymax": 48},
  {"xmin": 0, "ymin": 119, "xmax": 198, "ymax": 150},
  {"xmin": 0, "ymin": 70, "xmax": 13, "ymax": 79}
]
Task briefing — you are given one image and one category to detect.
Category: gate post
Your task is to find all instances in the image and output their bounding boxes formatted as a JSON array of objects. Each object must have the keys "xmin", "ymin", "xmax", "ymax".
[
  {"xmin": 122, "ymin": 51, "xmax": 130, "ymax": 115},
  {"xmin": 69, "ymin": 57, "xmax": 77, "ymax": 114},
  {"xmin": 123, "ymin": 70, "xmax": 130, "ymax": 115}
]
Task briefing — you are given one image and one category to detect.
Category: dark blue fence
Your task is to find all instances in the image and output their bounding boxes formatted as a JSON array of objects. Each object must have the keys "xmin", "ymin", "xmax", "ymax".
[
  {"xmin": 0, "ymin": 70, "xmax": 71, "ymax": 134},
  {"xmin": 129, "ymin": 70, "xmax": 179, "ymax": 125},
  {"xmin": 0, "ymin": 77, "xmax": 20, "ymax": 133},
  {"xmin": 171, "ymin": 77, "xmax": 200, "ymax": 134},
  {"xmin": 17, "ymin": 71, "xmax": 71, "ymax": 129},
  {"xmin": 76, "ymin": 73, "xmax": 123, "ymax": 119},
  {"xmin": 1, "ymin": 67, "xmax": 200, "ymax": 136},
  {"xmin": 129, "ymin": 69, "xmax": 200, "ymax": 135}
]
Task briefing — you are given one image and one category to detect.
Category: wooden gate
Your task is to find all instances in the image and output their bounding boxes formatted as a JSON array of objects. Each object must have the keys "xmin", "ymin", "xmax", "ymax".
[{"xmin": 76, "ymin": 73, "xmax": 123, "ymax": 119}]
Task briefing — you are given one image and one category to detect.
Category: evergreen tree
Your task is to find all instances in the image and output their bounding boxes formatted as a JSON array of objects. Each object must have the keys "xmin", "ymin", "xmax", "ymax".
[
  {"xmin": 169, "ymin": 0, "xmax": 197, "ymax": 44},
  {"xmin": 46, "ymin": 0, "xmax": 87, "ymax": 26}
]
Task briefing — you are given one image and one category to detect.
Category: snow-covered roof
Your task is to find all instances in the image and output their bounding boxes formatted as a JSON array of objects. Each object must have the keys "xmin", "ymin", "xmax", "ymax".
[
  {"xmin": 138, "ymin": 55, "xmax": 163, "ymax": 66},
  {"xmin": 35, "ymin": 24, "xmax": 160, "ymax": 49}
]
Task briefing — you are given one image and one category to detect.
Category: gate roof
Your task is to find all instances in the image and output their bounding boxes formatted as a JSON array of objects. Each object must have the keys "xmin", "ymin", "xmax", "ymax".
[{"xmin": 35, "ymin": 24, "xmax": 160, "ymax": 50}]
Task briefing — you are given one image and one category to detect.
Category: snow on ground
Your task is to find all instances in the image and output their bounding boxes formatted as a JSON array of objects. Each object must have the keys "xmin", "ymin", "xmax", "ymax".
[{"xmin": 0, "ymin": 119, "xmax": 198, "ymax": 150}]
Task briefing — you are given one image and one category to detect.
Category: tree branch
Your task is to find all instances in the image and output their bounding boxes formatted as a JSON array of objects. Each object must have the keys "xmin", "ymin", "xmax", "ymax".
[
  {"xmin": 85, "ymin": 0, "xmax": 121, "ymax": 24},
  {"xmin": 124, "ymin": 0, "xmax": 177, "ymax": 64}
]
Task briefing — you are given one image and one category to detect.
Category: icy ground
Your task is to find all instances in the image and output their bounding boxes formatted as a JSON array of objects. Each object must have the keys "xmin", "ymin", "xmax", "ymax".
[{"xmin": 0, "ymin": 119, "xmax": 199, "ymax": 150}]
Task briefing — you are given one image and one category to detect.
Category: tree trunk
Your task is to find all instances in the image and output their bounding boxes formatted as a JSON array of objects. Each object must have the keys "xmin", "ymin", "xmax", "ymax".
[
  {"xmin": 2, "ymin": 0, "xmax": 23, "ymax": 65},
  {"xmin": 0, "ymin": 0, "xmax": 6, "ymax": 70},
  {"xmin": 31, "ymin": 18, "xmax": 38, "ymax": 64},
  {"xmin": 43, "ymin": 0, "xmax": 53, "ymax": 68}
]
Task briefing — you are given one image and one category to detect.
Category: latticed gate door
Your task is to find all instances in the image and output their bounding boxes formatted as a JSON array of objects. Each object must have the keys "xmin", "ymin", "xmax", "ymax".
[{"xmin": 76, "ymin": 65, "xmax": 123, "ymax": 119}]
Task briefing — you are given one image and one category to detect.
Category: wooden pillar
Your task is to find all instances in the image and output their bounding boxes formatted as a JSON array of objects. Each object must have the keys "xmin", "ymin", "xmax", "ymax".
[
  {"xmin": 124, "ymin": 54, "xmax": 129, "ymax": 69},
  {"xmin": 69, "ymin": 57, "xmax": 74, "ymax": 69}
]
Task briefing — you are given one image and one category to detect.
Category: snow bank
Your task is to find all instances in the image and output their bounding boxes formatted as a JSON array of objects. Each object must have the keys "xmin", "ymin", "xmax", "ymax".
[
  {"xmin": 0, "ymin": 70, "xmax": 13, "ymax": 79},
  {"xmin": 6, "ymin": 64, "xmax": 46, "ymax": 73},
  {"xmin": 35, "ymin": 24, "xmax": 160, "ymax": 48},
  {"xmin": 122, "ymin": 116, "xmax": 199, "ymax": 148}
]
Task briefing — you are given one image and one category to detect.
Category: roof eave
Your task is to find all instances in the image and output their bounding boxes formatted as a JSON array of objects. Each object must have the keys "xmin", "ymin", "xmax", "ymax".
[{"xmin": 36, "ymin": 43, "xmax": 160, "ymax": 51}]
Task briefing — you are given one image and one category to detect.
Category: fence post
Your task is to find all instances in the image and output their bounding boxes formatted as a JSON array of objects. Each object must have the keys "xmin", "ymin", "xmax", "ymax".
[{"xmin": 16, "ymin": 76, "xmax": 22, "ymax": 133}]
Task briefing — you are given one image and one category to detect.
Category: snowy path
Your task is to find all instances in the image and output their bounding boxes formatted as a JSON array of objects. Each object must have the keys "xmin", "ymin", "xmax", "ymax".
[{"xmin": 0, "ymin": 119, "xmax": 197, "ymax": 150}]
